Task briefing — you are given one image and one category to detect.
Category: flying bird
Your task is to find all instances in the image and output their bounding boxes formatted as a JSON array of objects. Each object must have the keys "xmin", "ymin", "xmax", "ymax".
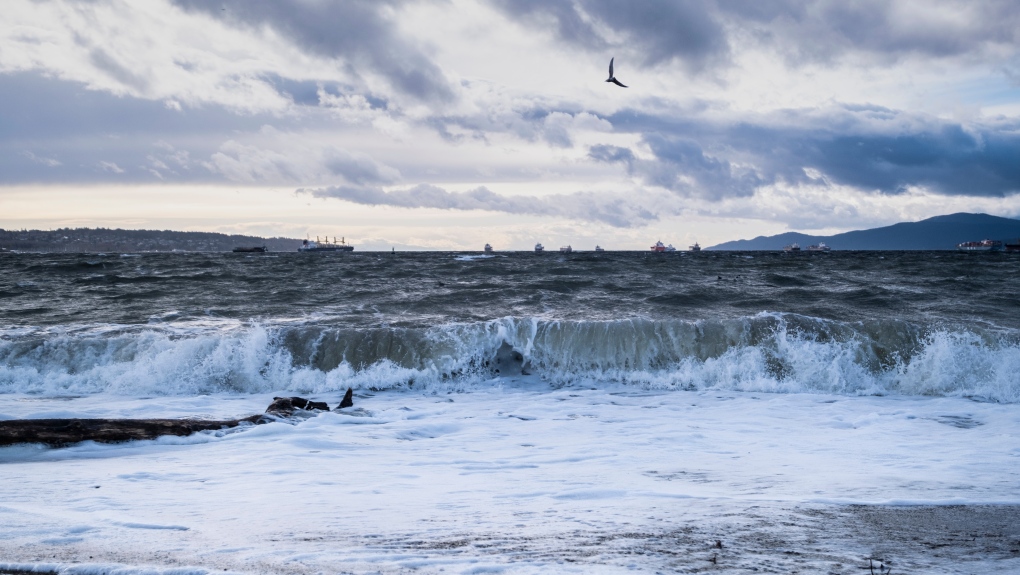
[{"xmin": 605, "ymin": 57, "xmax": 627, "ymax": 88}]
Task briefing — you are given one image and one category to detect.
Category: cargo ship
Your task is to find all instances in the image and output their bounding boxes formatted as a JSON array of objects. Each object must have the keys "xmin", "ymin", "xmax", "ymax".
[{"xmin": 298, "ymin": 236, "xmax": 354, "ymax": 252}]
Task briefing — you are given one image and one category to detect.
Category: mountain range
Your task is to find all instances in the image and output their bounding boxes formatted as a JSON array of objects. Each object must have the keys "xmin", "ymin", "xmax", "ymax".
[{"xmin": 707, "ymin": 213, "xmax": 1020, "ymax": 250}]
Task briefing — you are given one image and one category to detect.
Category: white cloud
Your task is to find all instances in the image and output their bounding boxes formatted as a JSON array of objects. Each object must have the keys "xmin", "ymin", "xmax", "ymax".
[
  {"xmin": 22, "ymin": 151, "xmax": 61, "ymax": 167},
  {"xmin": 97, "ymin": 161, "xmax": 124, "ymax": 174},
  {"xmin": 1, "ymin": 0, "xmax": 336, "ymax": 114}
]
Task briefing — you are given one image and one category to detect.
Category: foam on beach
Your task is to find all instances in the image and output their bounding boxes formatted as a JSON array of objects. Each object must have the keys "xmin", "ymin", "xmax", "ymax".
[{"xmin": 1, "ymin": 388, "xmax": 1019, "ymax": 574}]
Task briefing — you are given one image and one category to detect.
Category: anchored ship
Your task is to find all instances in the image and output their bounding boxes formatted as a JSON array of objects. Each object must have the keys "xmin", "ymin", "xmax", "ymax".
[
  {"xmin": 957, "ymin": 239, "xmax": 1003, "ymax": 252},
  {"xmin": 298, "ymin": 236, "xmax": 354, "ymax": 252}
]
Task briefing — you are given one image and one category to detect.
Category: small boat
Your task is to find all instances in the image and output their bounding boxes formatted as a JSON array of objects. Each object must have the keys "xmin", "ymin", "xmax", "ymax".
[
  {"xmin": 783, "ymin": 243, "xmax": 801, "ymax": 252},
  {"xmin": 535, "ymin": 243, "xmax": 544, "ymax": 253},
  {"xmin": 1005, "ymin": 240, "xmax": 1020, "ymax": 253},
  {"xmin": 665, "ymin": 244, "xmax": 677, "ymax": 252},
  {"xmin": 957, "ymin": 239, "xmax": 1003, "ymax": 252},
  {"xmin": 298, "ymin": 236, "xmax": 354, "ymax": 252},
  {"xmin": 559, "ymin": 245, "xmax": 572, "ymax": 253},
  {"xmin": 807, "ymin": 243, "xmax": 831, "ymax": 252},
  {"xmin": 595, "ymin": 245, "xmax": 604, "ymax": 252},
  {"xmin": 484, "ymin": 243, "xmax": 493, "ymax": 253},
  {"xmin": 651, "ymin": 241, "xmax": 666, "ymax": 253},
  {"xmin": 689, "ymin": 242, "xmax": 701, "ymax": 252},
  {"xmin": 232, "ymin": 246, "xmax": 267, "ymax": 253}
]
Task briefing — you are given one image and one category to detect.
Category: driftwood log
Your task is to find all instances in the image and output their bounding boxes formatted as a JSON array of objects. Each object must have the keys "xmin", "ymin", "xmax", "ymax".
[
  {"xmin": 0, "ymin": 416, "xmax": 263, "ymax": 447},
  {"xmin": 0, "ymin": 388, "xmax": 354, "ymax": 448}
]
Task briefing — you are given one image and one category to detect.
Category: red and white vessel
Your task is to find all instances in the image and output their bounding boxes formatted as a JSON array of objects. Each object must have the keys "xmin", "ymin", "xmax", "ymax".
[{"xmin": 651, "ymin": 241, "xmax": 667, "ymax": 253}]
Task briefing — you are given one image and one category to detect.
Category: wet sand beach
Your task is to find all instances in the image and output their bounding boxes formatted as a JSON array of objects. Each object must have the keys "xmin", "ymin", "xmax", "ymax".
[{"xmin": 3, "ymin": 504, "xmax": 1019, "ymax": 574}]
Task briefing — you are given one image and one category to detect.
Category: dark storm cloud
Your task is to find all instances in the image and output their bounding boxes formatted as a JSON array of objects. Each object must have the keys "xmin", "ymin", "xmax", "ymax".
[
  {"xmin": 489, "ymin": 0, "xmax": 727, "ymax": 71},
  {"xmin": 589, "ymin": 138, "xmax": 764, "ymax": 200},
  {"xmin": 302, "ymin": 184, "xmax": 659, "ymax": 228},
  {"xmin": 801, "ymin": 125, "xmax": 1020, "ymax": 195},
  {"xmin": 171, "ymin": 0, "xmax": 455, "ymax": 103},
  {"xmin": 718, "ymin": 0, "xmax": 1020, "ymax": 64},
  {"xmin": 591, "ymin": 106, "xmax": 1020, "ymax": 198},
  {"xmin": 491, "ymin": 0, "xmax": 1020, "ymax": 73}
]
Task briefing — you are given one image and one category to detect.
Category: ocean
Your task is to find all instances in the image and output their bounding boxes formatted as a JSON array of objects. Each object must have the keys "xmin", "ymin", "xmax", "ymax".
[{"xmin": 1, "ymin": 250, "xmax": 1019, "ymax": 574}]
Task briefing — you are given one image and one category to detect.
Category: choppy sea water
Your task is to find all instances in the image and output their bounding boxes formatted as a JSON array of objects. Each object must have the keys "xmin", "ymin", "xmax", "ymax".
[
  {"xmin": 2, "ymin": 251, "xmax": 1020, "ymax": 574},
  {"xmin": 1, "ymin": 250, "xmax": 1018, "ymax": 401}
]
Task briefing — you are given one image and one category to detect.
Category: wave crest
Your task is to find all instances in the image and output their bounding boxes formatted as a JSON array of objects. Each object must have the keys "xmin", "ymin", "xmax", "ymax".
[{"xmin": 1, "ymin": 314, "xmax": 1018, "ymax": 402}]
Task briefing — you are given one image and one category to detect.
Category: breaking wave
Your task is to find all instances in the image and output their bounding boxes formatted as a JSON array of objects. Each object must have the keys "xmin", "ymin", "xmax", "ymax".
[{"xmin": 1, "ymin": 313, "xmax": 1018, "ymax": 402}]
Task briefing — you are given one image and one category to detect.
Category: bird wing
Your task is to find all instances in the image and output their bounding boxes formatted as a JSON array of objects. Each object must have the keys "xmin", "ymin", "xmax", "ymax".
[
  {"xmin": 609, "ymin": 57, "xmax": 614, "ymax": 78},
  {"xmin": 610, "ymin": 77, "xmax": 628, "ymax": 88}
]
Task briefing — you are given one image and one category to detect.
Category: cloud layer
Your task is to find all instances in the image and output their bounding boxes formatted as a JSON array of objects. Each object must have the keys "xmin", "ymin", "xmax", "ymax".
[
  {"xmin": 492, "ymin": 0, "xmax": 1020, "ymax": 70},
  {"xmin": 3, "ymin": 0, "xmax": 1020, "ymax": 237},
  {"xmin": 594, "ymin": 106, "xmax": 1020, "ymax": 199},
  {"xmin": 302, "ymin": 184, "xmax": 661, "ymax": 228}
]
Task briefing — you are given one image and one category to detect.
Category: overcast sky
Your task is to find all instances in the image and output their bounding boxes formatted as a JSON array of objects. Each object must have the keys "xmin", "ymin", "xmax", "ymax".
[{"xmin": 3, "ymin": 0, "xmax": 1020, "ymax": 249}]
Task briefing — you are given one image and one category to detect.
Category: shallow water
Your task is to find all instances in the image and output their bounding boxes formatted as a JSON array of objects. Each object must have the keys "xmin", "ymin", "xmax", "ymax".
[
  {"xmin": 1, "ymin": 251, "xmax": 1018, "ymax": 402},
  {"xmin": 2, "ymin": 388, "xmax": 1019, "ymax": 574}
]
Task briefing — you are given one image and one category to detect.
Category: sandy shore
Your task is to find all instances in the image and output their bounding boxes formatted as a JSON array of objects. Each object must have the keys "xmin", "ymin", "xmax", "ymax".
[{"xmin": 3, "ymin": 504, "xmax": 1019, "ymax": 574}]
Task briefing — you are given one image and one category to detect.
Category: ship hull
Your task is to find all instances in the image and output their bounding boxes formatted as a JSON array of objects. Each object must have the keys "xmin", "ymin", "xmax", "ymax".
[{"xmin": 298, "ymin": 246, "xmax": 354, "ymax": 252}]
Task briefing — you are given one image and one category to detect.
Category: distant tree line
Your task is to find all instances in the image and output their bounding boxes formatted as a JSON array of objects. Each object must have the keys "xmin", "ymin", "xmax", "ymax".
[{"xmin": 0, "ymin": 228, "xmax": 303, "ymax": 253}]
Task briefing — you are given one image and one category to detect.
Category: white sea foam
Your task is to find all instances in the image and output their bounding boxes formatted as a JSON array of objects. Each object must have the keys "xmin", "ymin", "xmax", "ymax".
[{"xmin": 1, "ymin": 389, "xmax": 1018, "ymax": 573}]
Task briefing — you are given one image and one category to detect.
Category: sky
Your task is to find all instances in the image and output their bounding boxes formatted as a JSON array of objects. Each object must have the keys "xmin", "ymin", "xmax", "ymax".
[{"xmin": 2, "ymin": 0, "xmax": 1020, "ymax": 250}]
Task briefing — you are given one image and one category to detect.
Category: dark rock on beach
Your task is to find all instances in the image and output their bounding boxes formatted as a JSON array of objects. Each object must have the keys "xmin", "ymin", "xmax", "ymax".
[
  {"xmin": 265, "ymin": 396, "xmax": 330, "ymax": 416},
  {"xmin": 337, "ymin": 387, "xmax": 354, "ymax": 409},
  {"xmin": 0, "ymin": 389, "xmax": 354, "ymax": 448}
]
